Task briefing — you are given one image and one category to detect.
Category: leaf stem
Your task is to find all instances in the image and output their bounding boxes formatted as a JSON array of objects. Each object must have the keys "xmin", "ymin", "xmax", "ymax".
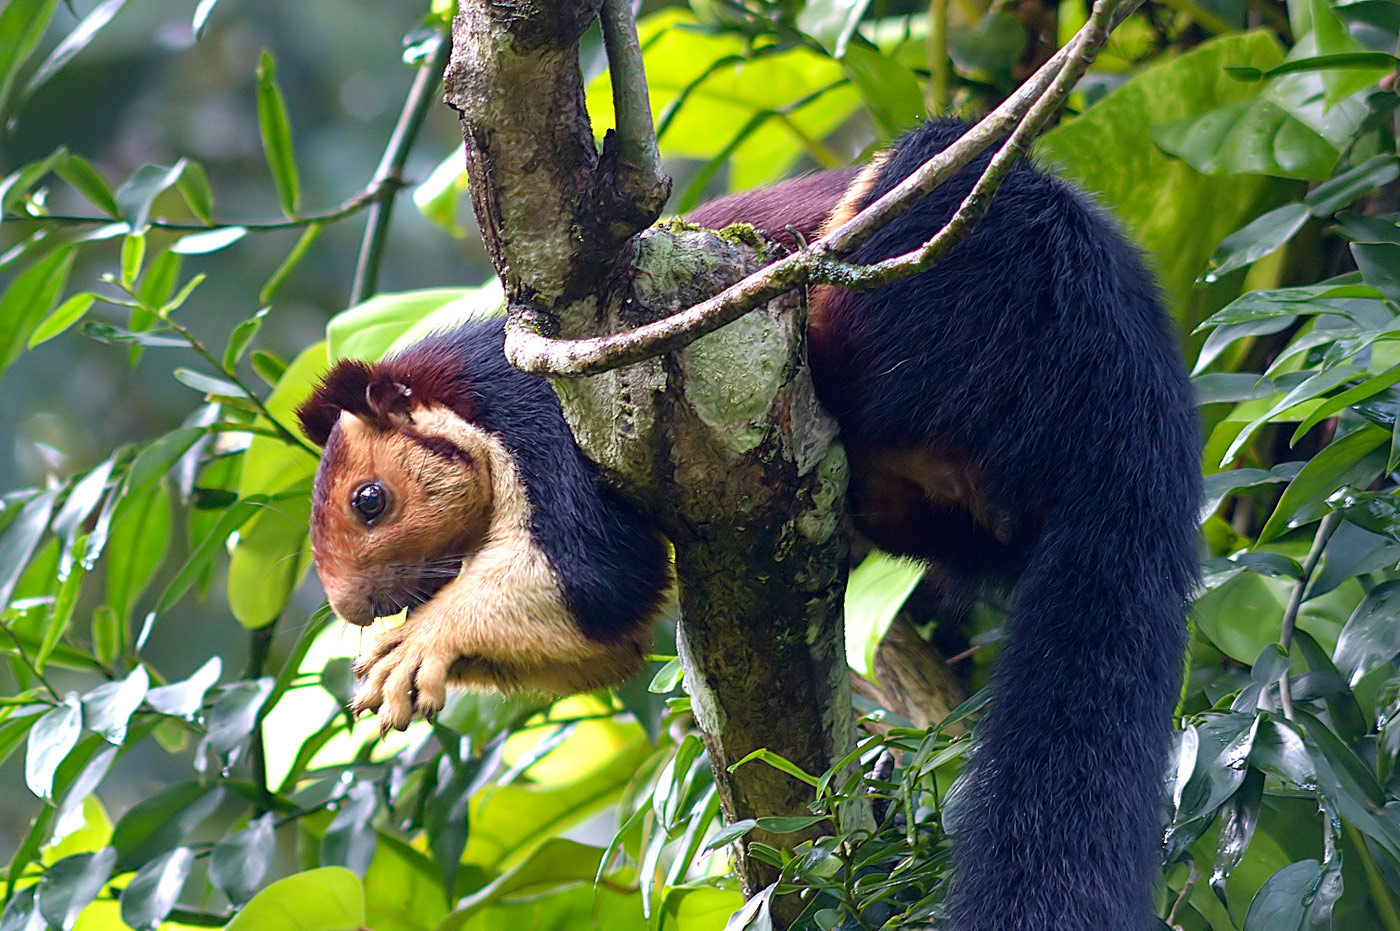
[
  {"xmin": 1276, "ymin": 512, "xmax": 1339, "ymax": 720},
  {"xmin": 349, "ymin": 31, "xmax": 453, "ymax": 307}
]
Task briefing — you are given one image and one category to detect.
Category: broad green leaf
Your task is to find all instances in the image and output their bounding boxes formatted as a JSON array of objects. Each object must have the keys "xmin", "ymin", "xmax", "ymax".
[
  {"xmin": 25, "ymin": 695, "xmax": 81, "ymax": 799},
  {"xmin": 440, "ymin": 839, "xmax": 611, "ymax": 929},
  {"xmin": 119, "ymin": 846, "xmax": 194, "ymax": 931},
  {"xmin": 224, "ymin": 867, "xmax": 364, "ymax": 931},
  {"xmin": 1258, "ymin": 424, "xmax": 1388, "ymax": 542},
  {"xmin": 1038, "ymin": 31, "xmax": 1289, "ymax": 312},
  {"xmin": 326, "ymin": 288, "xmax": 475, "ymax": 363},
  {"xmin": 1333, "ymin": 578, "xmax": 1400, "ymax": 685},
  {"xmin": 1199, "ymin": 462, "xmax": 1302, "ymax": 521},
  {"xmin": 362, "ymin": 836, "xmax": 448, "ymax": 931},
  {"xmin": 205, "ymin": 676, "xmax": 273, "ymax": 756},
  {"xmin": 21, "ymin": 0, "xmax": 128, "ymax": 101},
  {"xmin": 412, "ymin": 151, "xmax": 468, "ymax": 238},
  {"xmin": 211, "ymin": 814, "xmax": 275, "ymax": 905},
  {"xmin": 844, "ymin": 551, "xmax": 925, "ymax": 679},
  {"xmin": 1308, "ymin": 0, "xmax": 1390, "ymax": 104},
  {"xmin": 0, "ymin": 247, "xmax": 76, "ymax": 373},
  {"xmin": 1151, "ymin": 98, "xmax": 1339, "ymax": 180},
  {"xmin": 36, "ymin": 847, "xmax": 116, "ymax": 931},
  {"xmin": 1227, "ymin": 51, "xmax": 1397, "ymax": 82},
  {"xmin": 838, "ymin": 44, "xmax": 925, "ymax": 139},
  {"xmin": 80, "ymin": 666, "xmax": 148, "ymax": 744},
  {"xmin": 226, "ymin": 491, "xmax": 311, "ymax": 628},
  {"xmin": 144, "ymin": 657, "xmax": 221, "ymax": 719},
  {"xmin": 1242, "ymin": 860, "xmax": 1321, "ymax": 931},
  {"xmin": 1221, "ymin": 364, "xmax": 1364, "ymax": 465},
  {"xmin": 256, "ymin": 50, "xmax": 301, "ymax": 216},
  {"xmin": 109, "ymin": 782, "xmax": 223, "ymax": 871}
]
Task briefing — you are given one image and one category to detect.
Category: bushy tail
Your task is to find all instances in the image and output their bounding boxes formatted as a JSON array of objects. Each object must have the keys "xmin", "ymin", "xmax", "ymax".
[{"xmin": 942, "ymin": 473, "xmax": 1197, "ymax": 931}]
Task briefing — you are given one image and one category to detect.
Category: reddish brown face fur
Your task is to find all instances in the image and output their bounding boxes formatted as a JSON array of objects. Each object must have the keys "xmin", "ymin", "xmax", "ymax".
[{"xmin": 310, "ymin": 408, "xmax": 493, "ymax": 626}]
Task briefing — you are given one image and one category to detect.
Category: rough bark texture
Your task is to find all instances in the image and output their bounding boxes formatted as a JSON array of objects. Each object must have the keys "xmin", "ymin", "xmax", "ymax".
[{"xmin": 445, "ymin": 3, "xmax": 858, "ymax": 909}]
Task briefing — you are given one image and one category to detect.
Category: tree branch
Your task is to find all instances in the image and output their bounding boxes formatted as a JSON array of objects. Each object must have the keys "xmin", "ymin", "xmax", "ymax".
[
  {"xmin": 503, "ymin": 0, "xmax": 1144, "ymax": 377},
  {"xmin": 598, "ymin": 0, "xmax": 670, "ymax": 217},
  {"xmin": 349, "ymin": 31, "xmax": 454, "ymax": 306}
]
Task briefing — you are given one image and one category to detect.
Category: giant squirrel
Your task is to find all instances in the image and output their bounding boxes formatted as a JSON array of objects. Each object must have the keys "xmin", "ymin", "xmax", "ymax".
[{"xmin": 297, "ymin": 120, "xmax": 1201, "ymax": 931}]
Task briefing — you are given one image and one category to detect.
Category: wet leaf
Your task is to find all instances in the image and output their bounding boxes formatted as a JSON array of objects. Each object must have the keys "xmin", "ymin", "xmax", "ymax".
[
  {"xmin": 37, "ymin": 846, "xmax": 116, "ymax": 931},
  {"xmin": 120, "ymin": 846, "xmax": 194, "ymax": 931},
  {"xmin": 25, "ymin": 695, "xmax": 81, "ymax": 799},
  {"xmin": 81, "ymin": 666, "xmax": 148, "ymax": 743},
  {"xmin": 145, "ymin": 656, "xmax": 221, "ymax": 719},
  {"xmin": 1333, "ymin": 578, "xmax": 1400, "ymax": 684},
  {"xmin": 211, "ymin": 813, "xmax": 275, "ymax": 905}
]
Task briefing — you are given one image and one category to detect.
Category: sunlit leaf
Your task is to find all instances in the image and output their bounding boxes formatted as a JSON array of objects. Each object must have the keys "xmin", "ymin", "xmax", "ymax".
[
  {"xmin": 25, "ymin": 695, "xmax": 81, "ymax": 799},
  {"xmin": 224, "ymin": 867, "xmax": 364, "ymax": 931},
  {"xmin": 119, "ymin": 846, "xmax": 194, "ymax": 931}
]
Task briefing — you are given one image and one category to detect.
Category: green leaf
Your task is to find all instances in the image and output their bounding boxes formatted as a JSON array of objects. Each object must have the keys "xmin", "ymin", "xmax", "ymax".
[
  {"xmin": 119, "ymin": 232, "xmax": 145, "ymax": 289},
  {"xmin": 1151, "ymin": 98, "xmax": 1340, "ymax": 180},
  {"xmin": 1205, "ymin": 203, "xmax": 1311, "ymax": 279},
  {"xmin": 226, "ymin": 492, "xmax": 311, "ymax": 628},
  {"xmin": 1242, "ymin": 859, "xmax": 1321, "ymax": 931},
  {"xmin": 728, "ymin": 748, "xmax": 820, "ymax": 786},
  {"xmin": 1258, "ymin": 425, "xmax": 1388, "ymax": 543},
  {"xmin": 796, "ymin": 0, "xmax": 873, "ymax": 54},
  {"xmin": 1037, "ymin": 32, "xmax": 1288, "ymax": 311},
  {"xmin": 119, "ymin": 846, "xmax": 194, "ymax": 931},
  {"xmin": 844, "ymin": 552, "xmax": 925, "ymax": 679},
  {"xmin": 104, "ymin": 484, "xmax": 170, "ymax": 631},
  {"xmin": 838, "ymin": 44, "xmax": 925, "ymax": 139},
  {"xmin": 1333, "ymin": 578, "xmax": 1400, "ymax": 685},
  {"xmin": 22, "ymin": 0, "xmax": 129, "ymax": 101},
  {"xmin": 1251, "ymin": 643, "xmax": 1290, "ymax": 683},
  {"xmin": 439, "ymin": 839, "xmax": 612, "ymax": 930},
  {"xmin": 110, "ymin": 782, "xmax": 223, "ymax": 871},
  {"xmin": 25, "ymin": 695, "xmax": 81, "ymax": 800},
  {"xmin": 1351, "ymin": 241, "xmax": 1400, "ymax": 304},
  {"xmin": 1292, "ymin": 362, "xmax": 1400, "ymax": 443},
  {"xmin": 0, "ymin": 0, "xmax": 59, "ymax": 120},
  {"xmin": 0, "ymin": 247, "xmax": 76, "ymax": 374},
  {"xmin": 205, "ymin": 677, "xmax": 273, "ymax": 757},
  {"xmin": 172, "ymin": 367, "xmax": 247, "ymax": 400},
  {"xmin": 250, "ymin": 349, "xmax": 287, "ymax": 386},
  {"xmin": 211, "ymin": 814, "xmax": 275, "ymax": 905},
  {"xmin": 1199, "ymin": 462, "xmax": 1302, "ymax": 521},
  {"xmin": 256, "ymin": 50, "xmax": 301, "ymax": 216},
  {"xmin": 224, "ymin": 867, "xmax": 364, "ymax": 931},
  {"xmin": 36, "ymin": 563, "xmax": 84, "ymax": 672},
  {"xmin": 325, "ymin": 288, "xmax": 477, "ymax": 363},
  {"xmin": 1304, "ymin": 153, "xmax": 1400, "ymax": 217},
  {"xmin": 174, "ymin": 160, "xmax": 214, "ymax": 225},
  {"xmin": 144, "ymin": 657, "xmax": 221, "ymax": 719},
  {"xmin": 151, "ymin": 496, "xmax": 264, "ymax": 618},
  {"xmin": 37, "ymin": 847, "xmax": 116, "ymax": 931},
  {"xmin": 81, "ymin": 666, "xmax": 148, "ymax": 744},
  {"xmin": 1220, "ymin": 364, "xmax": 1366, "ymax": 466},
  {"xmin": 170, "ymin": 226, "xmax": 245, "ymax": 255},
  {"xmin": 224, "ymin": 310, "xmax": 266, "ymax": 371},
  {"xmin": 260, "ymin": 221, "xmax": 321, "ymax": 303},
  {"xmin": 27, "ymin": 293, "xmax": 96, "ymax": 348},
  {"xmin": 1227, "ymin": 51, "xmax": 1397, "ymax": 81},
  {"xmin": 321, "ymin": 782, "xmax": 378, "ymax": 876},
  {"xmin": 0, "ymin": 490, "xmax": 56, "ymax": 616},
  {"xmin": 55, "ymin": 154, "xmax": 119, "ymax": 217},
  {"xmin": 114, "ymin": 163, "xmax": 185, "ymax": 232}
]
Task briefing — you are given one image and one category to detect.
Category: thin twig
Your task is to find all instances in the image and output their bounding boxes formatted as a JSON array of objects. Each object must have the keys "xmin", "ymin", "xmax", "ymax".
[
  {"xmin": 0, "ymin": 626, "xmax": 60, "ymax": 701},
  {"xmin": 503, "ymin": 0, "xmax": 1145, "ymax": 377},
  {"xmin": 1276, "ymin": 512, "xmax": 1339, "ymax": 720},
  {"xmin": 349, "ymin": 31, "xmax": 453, "ymax": 306}
]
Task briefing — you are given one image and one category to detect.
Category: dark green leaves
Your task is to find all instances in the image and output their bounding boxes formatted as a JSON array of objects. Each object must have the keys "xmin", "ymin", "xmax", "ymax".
[
  {"xmin": 212, "ymin": 815, "xmax": 275, "ymax": 905},
  {"xmin": 120, "ymin": 846, "xmax": 195, "ymax": 931}
]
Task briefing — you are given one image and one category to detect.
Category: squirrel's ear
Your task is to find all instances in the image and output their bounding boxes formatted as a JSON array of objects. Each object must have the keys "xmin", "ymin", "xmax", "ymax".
[
  {"xmin": 297, "ymin": 360, "xmax": 375, "ymax": 446},
  {"xmin": 365, "ymin": 377, "xmax": 414, "ymax": 427}
]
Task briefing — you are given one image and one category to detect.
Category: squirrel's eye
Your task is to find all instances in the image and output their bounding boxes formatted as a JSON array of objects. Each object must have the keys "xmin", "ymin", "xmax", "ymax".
[{"xmin": 351, "ymin": 482, "xmax": 389, "ymax": 524}]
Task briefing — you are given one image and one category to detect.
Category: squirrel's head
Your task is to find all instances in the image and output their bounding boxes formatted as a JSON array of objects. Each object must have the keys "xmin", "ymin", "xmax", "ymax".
[{"xmin": 297, "ymin": 354, "xmax": 493, "ymax": 626}]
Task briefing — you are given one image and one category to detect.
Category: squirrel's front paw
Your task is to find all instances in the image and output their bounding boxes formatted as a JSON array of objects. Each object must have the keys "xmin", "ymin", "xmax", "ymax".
[{"xmin": 352, "ymin": 621, "xmax": 457, "ymax": 731}]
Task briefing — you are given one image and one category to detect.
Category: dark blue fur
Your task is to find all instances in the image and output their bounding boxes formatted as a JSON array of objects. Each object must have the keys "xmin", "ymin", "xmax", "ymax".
[
  {"xmin": 825, "ymin": 121, "xmax": 1200, "ymax": 931},
  {"xmin": 392, "ymin": 323, "xmax": 670, "ymax": 644}
]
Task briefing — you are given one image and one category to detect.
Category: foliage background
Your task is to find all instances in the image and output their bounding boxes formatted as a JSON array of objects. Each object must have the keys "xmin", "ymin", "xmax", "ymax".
[{"xmin": 0, "ymin": 0, "xmax": 1399, "ymax": 929}]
